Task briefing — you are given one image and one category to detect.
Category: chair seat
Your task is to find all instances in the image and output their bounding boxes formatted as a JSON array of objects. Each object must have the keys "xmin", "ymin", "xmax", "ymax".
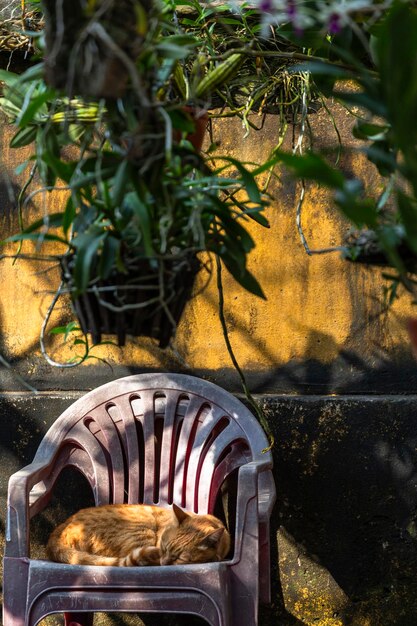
[
  {"xmin": 21, "ymin": 558, "xmax": 230, "ymax": 626},
  {"xmin": 26, "ymin": 556, "xmax": 230, "ymax": 587}
]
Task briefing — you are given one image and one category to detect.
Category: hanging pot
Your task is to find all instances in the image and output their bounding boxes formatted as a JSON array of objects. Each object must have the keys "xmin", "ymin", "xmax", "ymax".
[
  {"xmin": 175, "ymin": 107, "xmax": 209, "ymax": 152},
  {"xmin": 61, "ymin": 254, "xmax": 201, "ymax": 347}
]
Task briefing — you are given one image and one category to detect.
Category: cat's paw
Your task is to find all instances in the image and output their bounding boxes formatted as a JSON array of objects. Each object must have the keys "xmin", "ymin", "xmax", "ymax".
[
  {"xmin": 139, "ymin": 546, "xmax": 161, "ymax": 566},
  {"xmin": 126, "ymin": 546, "xmax": 161, "ymax": 566}
]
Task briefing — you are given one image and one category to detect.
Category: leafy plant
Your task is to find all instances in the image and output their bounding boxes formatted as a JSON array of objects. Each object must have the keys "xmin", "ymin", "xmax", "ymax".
[
  {"xmin": 260, "ymin": 0, "xmax": 417, "ymax": 300},
  {"xmin": 1, "ymin": 64, "xmax": 269, "ymax": 293},
  {"xmin": 0, "ymin": 0, "xmax": 274, "ymax": 356}
]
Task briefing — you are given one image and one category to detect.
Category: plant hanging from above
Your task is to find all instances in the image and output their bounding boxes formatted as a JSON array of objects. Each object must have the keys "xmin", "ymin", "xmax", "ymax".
[
  {"xmin": 0, "ymin": 0, "xmax": 274, "ymax": 357},
  {"xmin": 0, "ymin": 0, "xmax": 338, "ymax": 366}
]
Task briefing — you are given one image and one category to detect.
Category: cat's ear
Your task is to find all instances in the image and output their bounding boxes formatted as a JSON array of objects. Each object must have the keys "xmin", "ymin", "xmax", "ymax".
[
  {"xmin": 172, "ymin": 503, "xmax": 191, "ymax": 524},
  {"xmin": 202, "ymin": 527, "xmax": 225, "ymax": 548}
]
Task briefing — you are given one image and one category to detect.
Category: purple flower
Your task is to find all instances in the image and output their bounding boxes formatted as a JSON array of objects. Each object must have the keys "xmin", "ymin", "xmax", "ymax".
[
  {"xmin": 286, "ymin": 0, "xmax": 297, "ymax": 18},
  {"xmin": 259, "ymin": 0, "xmax": 273, "ymax": 12},
  {"xmin": 328, "ymin": 12, "xmax": 342, "ymax": 35},
  {"xmin": 285, "ymin": 0, "xmax": 304, "ymax": 37}
]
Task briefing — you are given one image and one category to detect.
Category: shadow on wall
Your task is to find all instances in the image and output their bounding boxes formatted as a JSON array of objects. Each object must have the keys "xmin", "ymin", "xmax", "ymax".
[
  {"xmin": 0, "ymin": 177, "xmax": 76, "ymax": 393},
  {"xmin": 3, "ymin": 303, "xmax": 417, "ymax": 625},
  {"xmin": 177, "ymin": 276, "xmax": 417, "ymax": 395}
]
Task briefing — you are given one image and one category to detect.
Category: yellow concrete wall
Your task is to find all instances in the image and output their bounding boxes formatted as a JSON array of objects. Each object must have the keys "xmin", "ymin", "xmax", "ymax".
[{"xmin": 0, "ymin": 100, "xmax": 415, "ymax": 392}]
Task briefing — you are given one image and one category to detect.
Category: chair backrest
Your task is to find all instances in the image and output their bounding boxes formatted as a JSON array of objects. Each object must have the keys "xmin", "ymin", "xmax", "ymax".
[{"xmin": 32, "ymin": 374, "xmax": 271, "ymax": 514}]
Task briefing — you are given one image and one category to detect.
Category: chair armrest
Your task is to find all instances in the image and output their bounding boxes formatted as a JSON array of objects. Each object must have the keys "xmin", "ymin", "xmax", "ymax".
[
  {"xmin": 258, "ymin": 469, "xmax": 276, "ymax": 520},
  {"xmin": 5, "ymin": 461, "xmax": 54, "ymax": 558},
  {"xmin": 232, "ymin": 460, "xmax": 272, "ymax": 562}
]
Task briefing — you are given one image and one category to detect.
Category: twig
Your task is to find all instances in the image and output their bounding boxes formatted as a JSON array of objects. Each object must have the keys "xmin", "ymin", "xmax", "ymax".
[
  {"xmin": 22, "ymin": 184, "xmax": 72, "ymax": 210},
  {"xmin": 215, "ymin": 254, "xmax": 274, "ymax": 450},
  {"xmin": 40, "ymin": 281, "xmax": 88, "ymax": 368},
  {"xmin": 212, "ymin": 47, "xmax": 369, "ymax": 74}
]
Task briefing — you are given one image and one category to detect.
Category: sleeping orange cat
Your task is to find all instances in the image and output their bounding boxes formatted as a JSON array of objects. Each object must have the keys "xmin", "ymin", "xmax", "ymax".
[{"xmin": 47, "ymin": 503, "xmax": 230, "ymax": 567}]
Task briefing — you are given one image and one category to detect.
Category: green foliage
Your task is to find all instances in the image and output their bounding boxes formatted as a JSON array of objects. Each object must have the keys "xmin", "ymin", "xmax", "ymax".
[
  {"xmin": 274, "ymin": 1, "xmax": 417, "ymax": 295},
  {"xmin": 7, "ymin": 0, "xmax": 417, "ymax": 356},
  {"xmin": 49, "ymin": 321, "xmax": 117, "ymax": 366},
  {"xmin": 0, "ymin": 5, "xmax": 270, "ymax": 302}
]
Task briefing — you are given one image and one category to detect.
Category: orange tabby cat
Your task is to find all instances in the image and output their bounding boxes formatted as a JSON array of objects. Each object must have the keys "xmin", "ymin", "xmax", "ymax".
[{"xmin": 47, "ymin": 503, "xmax": 230, "ymax": 567}]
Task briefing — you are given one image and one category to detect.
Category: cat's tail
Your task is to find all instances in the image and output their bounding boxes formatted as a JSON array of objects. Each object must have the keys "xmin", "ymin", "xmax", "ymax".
[
  {"xmin": 47, "ymin": 545, "xmax": 124, "ymax": 566},
  {"xmin": 47, "ymin": 545, "xmax": 160, "ymax": 567}
]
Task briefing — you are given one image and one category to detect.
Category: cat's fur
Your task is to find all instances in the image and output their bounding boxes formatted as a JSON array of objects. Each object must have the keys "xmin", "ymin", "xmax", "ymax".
[{"xmin": 47, "ymin": 503, "xmax": 230, "ymax": 567}]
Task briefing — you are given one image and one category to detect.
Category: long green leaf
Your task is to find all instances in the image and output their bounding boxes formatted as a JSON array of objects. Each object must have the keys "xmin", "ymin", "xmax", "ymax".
[
  {"xmin": 0, "ymin": 69, "xmax": 19, "ymax": 85},
  {"xmin": 292, "ymin": 61, "xmax": 353, "ymax": 80},
  {"xmin": 333, "ymin": 90, "xmax": 387, "ymax": 117},
  {"xmin": 17, "ymin": 89, "xmax": 53, "ymax": 127},
  {"xmin": 73, "ymin": 232, "xmax": 107, "ymax": 292},
  {"xmin": 13, "ymin": 212, "xmax": 65, "ymax": 234},
  {"xmin": 209, "ymin": 202, "xmax": 255, "ymax": 253},
  {"xmin": 126, "ymin": 190, "xmax": 155, "ymax": 257},
  {"xmin": 275, "ymin": 152, "xmax": 345, "ymax": 189},
  {"xmin": 221, "ymin": 254, "xmax": 266, "ymax": 299},
  {"xmin": 63, "ymin": 196, "xmax": 76, "ymax": 236},
  {"xmin": 156, "ymin": 42, "xmax": 195, "ymax": 59},
  {"xmin": 10, "ymin": 126, "xmax": 37, "ymax": 148},
  {"xmin": 216, "ymin": 156, "xmax": 262, "ymax": 203},
  {"xmin": 3, "ymin": 232, "xmax": 69, "ymax": 245},
  {"xmin": 99, "ymin": 235, "xmax": 122, "ymax": 279},
  {"xmin": 111, "ymin": 160, "xmax": 130, "ymax": 208},
  {"xmin": 42, "ymin": 151, "xmax": 77, "ymax": 183},
  {"xmin": 397, "ymin": 191, "xmax": 417, "ymax": 255},
  {"xmin": 377, "ymin": 1, "xmax": 417, "ymax": 155}
]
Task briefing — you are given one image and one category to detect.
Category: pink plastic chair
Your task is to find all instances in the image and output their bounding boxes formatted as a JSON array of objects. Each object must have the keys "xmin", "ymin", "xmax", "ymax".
[{"xmin": 3, "ymin": 373, "xmax": 276, "ymax": 626}]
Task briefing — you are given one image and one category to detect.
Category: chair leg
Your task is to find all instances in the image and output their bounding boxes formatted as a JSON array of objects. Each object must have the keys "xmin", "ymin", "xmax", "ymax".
[
  {"xmin": 259, "ymin": 521, "xmax": 272, "ymax": 604},
  {"xmin": 3, "ymin": 604, "xmax": 26, "ymax": 626},
  {"xmin": 231, "ymin": 594, "xmax": 257, "ymax": 626},
  {"xmin": 3, "ymin": 558, "xmax": 29, "ymax": 626},
  {"xmin": 64, "ymin": 612, "xmax": 94, "ymax": 626}
]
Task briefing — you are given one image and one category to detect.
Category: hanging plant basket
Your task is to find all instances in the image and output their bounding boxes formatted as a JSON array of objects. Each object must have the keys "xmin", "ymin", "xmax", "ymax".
[
  {"xmin": 61, "ymin": 254, "xmax": 201, "ymax": 348},
  {"xmin": 344, "ymin": 229, "xmax": 417, "ymax": 273},
  {"xmin": 175, "ymin": 107, "xmax": 209, "ymax": 153}
]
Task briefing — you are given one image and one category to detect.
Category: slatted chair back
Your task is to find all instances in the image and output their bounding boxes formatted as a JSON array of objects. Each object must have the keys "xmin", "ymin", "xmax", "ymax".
[{"xmin": 29, "ymin": 374, "xmax": 268, "ymax": 517}]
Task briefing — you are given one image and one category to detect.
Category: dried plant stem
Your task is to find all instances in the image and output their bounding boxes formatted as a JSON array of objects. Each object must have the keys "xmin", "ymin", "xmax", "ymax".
[
  {"xmin": 14, "ymin": 163, "xmax": 37, "ymax": 263},
  {"xmin": 213, "ymin": 47, "xmax": 372, "ymax": 75},
  {"xmin": 216, "ymin": 254, "xmax": 274, "ymax": 450},
  {"xmin": 40, "ymin": 281, "xmax": 88, "ymax": 368}
]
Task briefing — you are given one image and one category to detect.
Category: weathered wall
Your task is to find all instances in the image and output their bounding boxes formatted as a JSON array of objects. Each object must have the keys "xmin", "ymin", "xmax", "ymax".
[
  {"xmin": 1, "ymin": 103, "xmax": 417, "ymax": 394},
  {"xmin": 1, "ymin": 84, "xmax": 417, "ymax": 626}
]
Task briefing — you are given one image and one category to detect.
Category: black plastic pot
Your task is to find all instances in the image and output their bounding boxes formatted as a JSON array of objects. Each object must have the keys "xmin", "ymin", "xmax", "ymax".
[
  {"xmin": 344, "ymin": 229, "xmax": 417, "ymax": 273},
  {"xmin": 61, "ymin": 255, "xmax": 201, "ymax": 347}
]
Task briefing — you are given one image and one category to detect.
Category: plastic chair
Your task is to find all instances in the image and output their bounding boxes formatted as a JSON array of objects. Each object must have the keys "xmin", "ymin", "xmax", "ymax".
[{"xmin": 3, "ymin": 373, "xmax": 276, "ymax": 626}]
